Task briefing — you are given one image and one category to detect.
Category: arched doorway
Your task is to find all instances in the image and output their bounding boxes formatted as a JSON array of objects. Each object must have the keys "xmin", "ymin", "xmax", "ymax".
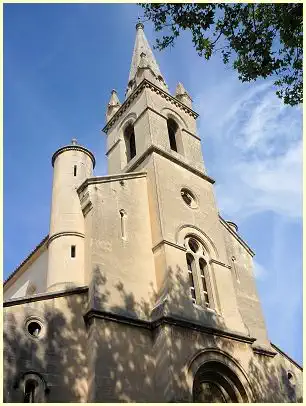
[
  {"xmin": 193, "ymin": 361, "xmax": 248, "ymax": 402},
  {"xmin": 187, "ymin": 350, "xmax": 254, "ymax": 403}
]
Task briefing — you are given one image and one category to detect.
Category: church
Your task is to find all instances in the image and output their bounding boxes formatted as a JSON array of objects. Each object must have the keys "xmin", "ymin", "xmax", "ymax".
[{"xmin": 4, "ymin": 22, "xmax": 302, "ymax": 402}]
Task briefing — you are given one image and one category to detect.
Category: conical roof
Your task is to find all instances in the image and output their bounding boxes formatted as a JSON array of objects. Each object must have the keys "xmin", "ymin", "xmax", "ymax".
[{"xmin": 128, "ymin": 22, "xmax": 164, "ymax": 85}]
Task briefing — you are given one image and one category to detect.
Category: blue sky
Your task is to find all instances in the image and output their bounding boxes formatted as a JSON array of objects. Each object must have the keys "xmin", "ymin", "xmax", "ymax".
[{"xmin": 4, "ymin": 4, "xmax": 302, "ymax": 364}]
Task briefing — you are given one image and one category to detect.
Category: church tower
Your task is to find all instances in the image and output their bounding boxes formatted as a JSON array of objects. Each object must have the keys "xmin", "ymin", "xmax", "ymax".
[
  {"xmin": 103, "ymin": 22, "xmax": 267, "ymax": 341},
  {"xmin": 3, "ymin": 21, "xmax": 302, "ymax": 404}
]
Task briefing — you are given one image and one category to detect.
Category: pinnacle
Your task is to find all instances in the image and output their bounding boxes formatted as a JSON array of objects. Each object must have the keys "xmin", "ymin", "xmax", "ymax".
[
  {"xmin": 108, "ymin": 89, "xmax": 121, "ymax": 107},
  {"xmin": 126, "ymin": 22, "xmax": 167, "ymax": 97}
]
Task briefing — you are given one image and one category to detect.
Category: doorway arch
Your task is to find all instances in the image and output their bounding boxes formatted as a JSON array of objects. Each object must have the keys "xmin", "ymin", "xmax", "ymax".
[{"xmin": 187, "ymin": 349, "xmax": 254, "ymax": 403}]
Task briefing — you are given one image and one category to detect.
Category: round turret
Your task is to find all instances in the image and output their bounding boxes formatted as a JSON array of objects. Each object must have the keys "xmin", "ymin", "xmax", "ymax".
[{"xmin": 47, "ymin": 140, "xmax": 95, "ymax": 292}]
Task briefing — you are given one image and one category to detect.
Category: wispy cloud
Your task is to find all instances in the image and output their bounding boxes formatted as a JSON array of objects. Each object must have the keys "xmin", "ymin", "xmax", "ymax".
[{"xmin": 194, "ymin": 76, "xmax": 302, "ymax": 221}]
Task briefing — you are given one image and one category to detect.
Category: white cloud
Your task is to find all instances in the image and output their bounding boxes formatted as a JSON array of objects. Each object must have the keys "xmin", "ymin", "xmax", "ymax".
[
  {"xmin": 253, "ymin": 260, "xmax": 267, "ymax": 281},
  {"xmin": 194, "ymin": 77, "xmax": 302, "ymax": 220}
]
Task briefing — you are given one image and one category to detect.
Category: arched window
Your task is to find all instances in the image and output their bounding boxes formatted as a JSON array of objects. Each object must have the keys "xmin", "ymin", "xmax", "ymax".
[
  {"xmin": 184, "ymin": 236, "xmax": 212, "ymax": 308},
  {"xmin": 124, "ymin": 123, "xmax": 136, "ymax": 162},
  {"xmin": 186, "ymin": 254, "xmax": 196, "ymax": 304},
  {"xmin": 20, "ymin": 373, "xmax": 48, "ymax": 403},
  {"xmin": 24, "ymin": 379, "xmax": 37, "ymax": 403},
  {"xmin": 167, "ymin": 118, "xmax": 178, "ymax": 152}
]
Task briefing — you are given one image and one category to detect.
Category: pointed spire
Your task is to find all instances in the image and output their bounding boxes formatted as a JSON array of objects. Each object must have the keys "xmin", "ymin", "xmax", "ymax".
[
  {"xmin": 126, "ymin": 23, "xmax": 167, "ymax": 98},
  {"xmin": 106, "ymin": 89, "xmax": 121, "ymax": 122},
  {"xmin": 175, "ymin": 82, "xmax": 193, "ymax": 108}
]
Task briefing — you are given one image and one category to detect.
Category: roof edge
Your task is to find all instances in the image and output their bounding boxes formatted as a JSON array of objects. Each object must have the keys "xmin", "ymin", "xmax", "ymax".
[
  {"xmin": 3, "ymin": 235, "xmax": 49, "ymax": 288},
  {"xmin": 271, "ymin": 342, "xmax": 303, "ymax": 371}
]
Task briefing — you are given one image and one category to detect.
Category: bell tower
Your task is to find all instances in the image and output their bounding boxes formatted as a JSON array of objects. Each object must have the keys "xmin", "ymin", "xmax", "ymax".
[{"xmin": 102, "ymin": 22, "xmax": 262, "ymax": 339}]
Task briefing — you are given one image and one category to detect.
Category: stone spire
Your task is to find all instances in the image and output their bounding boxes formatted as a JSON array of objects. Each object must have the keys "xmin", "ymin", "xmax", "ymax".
[
  {"xmin": 175, "ymin": 82, "xmax": 193, "ymax": 109},
  {"xmin": 126, "ymin": 22, "xmax": 168, "ymax": 98},
  {"xmin": 106, "ymin": 89, "xmax": 121, "ymax": 122}
]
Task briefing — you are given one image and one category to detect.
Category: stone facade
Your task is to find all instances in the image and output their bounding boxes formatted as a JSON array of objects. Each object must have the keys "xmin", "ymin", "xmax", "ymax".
[{"xmin": 4, "ymin": 23, "xmax": 302, "ymax": 402}]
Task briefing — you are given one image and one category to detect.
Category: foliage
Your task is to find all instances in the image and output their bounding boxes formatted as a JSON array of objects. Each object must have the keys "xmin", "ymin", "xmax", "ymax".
[{"xmin": 140, "ymin": 3, "xmax": 303, "ymax": 106}]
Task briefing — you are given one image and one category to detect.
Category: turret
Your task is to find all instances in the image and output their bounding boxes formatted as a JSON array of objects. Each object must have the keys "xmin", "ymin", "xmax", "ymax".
[{"xmin": 47, "ymin": 139, "xmax": 95, "ymax": 292}]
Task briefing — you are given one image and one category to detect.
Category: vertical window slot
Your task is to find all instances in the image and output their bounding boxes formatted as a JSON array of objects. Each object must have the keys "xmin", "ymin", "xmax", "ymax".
[
  {"xmin": 119, "ymin": 209, "xmax": 127, "ymax": 239},
  {"xmin": 199, "ymin": 258, "xmax": 209, "ymax": 307},
  {"xmin": 187, "ymin": 254, "xmax": 196, "ymax": 304},
  {"xmin": 74, "ymin": 165, "xmax": 77, "ymax": 176},
  {"xmin": 71, "ymin": 245, "xmax": 76, "ymax": 258}
]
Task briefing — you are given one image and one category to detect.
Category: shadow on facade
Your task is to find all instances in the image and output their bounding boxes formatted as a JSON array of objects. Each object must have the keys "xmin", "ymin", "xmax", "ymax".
[{"xmin": 4, "ymin": 264, "xmax": 302, "ymax": 402}]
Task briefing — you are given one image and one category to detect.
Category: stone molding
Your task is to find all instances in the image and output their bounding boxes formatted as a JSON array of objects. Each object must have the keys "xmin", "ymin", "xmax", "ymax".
[
  {"xmin": 47, "ymin": 231, "xmax": 85, "ymax": 246},
  {"xmin": 105, "ymin": 138, "xmax": 121, "ymax": 156},
  {"xmin": 77, "ymin": 171, "xmax": 147, "ymax": 194},
  {"xmin": 102, "ymin": 79, "xmax": 199, "ymax": 134},
  {"xmin": 125, "ymin": 144, "xmax": 215, "ymax": 185},
  {"xmin": 4, "ymin": 286, "xmax": 89, "ymax": 307},
  {"xmin": 187, "ymin": 348, "xmax": 255, "ymax": 402},
  {"xmin": 83, "ymin": 309, "xmax": 256, "ymax": 345},
  {"xmin": 51, "ymin": 145, "xmax": 96, "ymax": 168},
  {"xmin": 152, "ymin": 239, "xmax": 187, "ymax": 253},
  {"xmin": 209, "ymin": 258, "xmax": 231, "ymax": 269},
  {"xmin": 182, "ymin": 127, "xmax": 201, "ymax": 141},
  {"xmin": 252, "ymin": 345, "xmax": 277, "ymax": 358},
  {"xmin": 219, "ymin": 215, "xmax": 255, "ymax": 256}
]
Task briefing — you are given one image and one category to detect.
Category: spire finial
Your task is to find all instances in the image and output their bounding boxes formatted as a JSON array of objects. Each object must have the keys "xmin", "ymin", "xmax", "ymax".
[
  {"xmin": 136, "ymin": 15, "xmax": 144, "ymax": 30},
  {"xmin": 71, "ymin": 138, "xmax": 78, "ymax": 145}
]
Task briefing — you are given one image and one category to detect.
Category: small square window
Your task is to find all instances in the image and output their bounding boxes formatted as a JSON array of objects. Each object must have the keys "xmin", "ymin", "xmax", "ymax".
[{"xmin": 71, "ymin": 245, "xmax": 76, "ymax": 258}]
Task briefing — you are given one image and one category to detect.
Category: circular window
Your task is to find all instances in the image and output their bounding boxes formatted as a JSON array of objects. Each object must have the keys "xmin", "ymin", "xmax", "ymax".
[
  {"xmin": 181, "ymin": 188, "xmax": 197, "ymax": 209},
  {"xmin": 25, "ymin": 318, "xmax": 44, "ymax": 339}
]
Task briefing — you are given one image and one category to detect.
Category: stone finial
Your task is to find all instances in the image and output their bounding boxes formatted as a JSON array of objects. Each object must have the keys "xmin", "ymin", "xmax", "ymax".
[
  {"xmin": 136, "ymin": 21, "xmax": 144, "ymax": 30},
  {"xmin": 71, "ymin": 138, "xmax": 78, "ymax": 145},
  {"xmin": 175, "ymin": 82, "xmax": 192, "ymax": 108},
  {"xmin": 106, "ymin": 89, "xmax": 121, "ymax": 122}
]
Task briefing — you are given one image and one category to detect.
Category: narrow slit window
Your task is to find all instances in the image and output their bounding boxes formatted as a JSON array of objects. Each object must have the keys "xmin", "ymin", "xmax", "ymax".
[
  {"xmin": 24, "ymin": 380, "xmax": 36, "ymax": 403},
  {"xmin": 71, "ymin": 245, "xmax": 76, "ymax": 258},
  {"xmin": 199, "ymin": 258, "xmax": 209, "ymax": 307},
  {"xmin": 124, "ymin": 124, "xmax": 136, "ymax": 162},
  {"xmin": 167, "ymin": 118, "xmax": 178, "ymax": 152},
  {"xmin": 119, "ymin": 209, "xmax": 127, "ymax": 239},
  {"xmin": 187, "ymin": 254, "xmax": 196, "ymax": 304},
  {"xmin": 74, "ymin": 165, "xmax": 77, "ymax": 176}
]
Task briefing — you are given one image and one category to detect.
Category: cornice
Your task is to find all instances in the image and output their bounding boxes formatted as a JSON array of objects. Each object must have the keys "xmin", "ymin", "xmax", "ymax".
[
  {"xmin": 252, "ymin": 345, "xmax": 277, "ymax": 358},
  {"xmin": 77, "ymin": 171, "xmax": 147, "ymax": 195},
  {"xmin": 52, "ymin": 145, "xmax": 96, "ymax": 169},
  {"xmin": 152, "ymin": 239, "xmax": 187, "ymax": 253},
  {"xmin": 209, "ymin": 258, "xmax": 231, "ymax": 269},
  {"xmin": 219, "ymin": 215, "xmax": 255, "ymax": 256},
  {"xmin": 102, "ymin": 79, "xmax": 199, "ymax": 134},
  {"xmin": 125, "ymin": 144, "xmax": 215, "ymax": 185},
  {"xmin": 83, "ymin": 309, "xmax": 256, "ymax": 345},
  {"xmin": 4, "ymin": 286, "xmax": 89, "ymax": 307}
]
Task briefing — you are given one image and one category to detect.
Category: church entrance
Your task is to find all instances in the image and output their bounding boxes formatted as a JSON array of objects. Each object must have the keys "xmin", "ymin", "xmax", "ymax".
[{"xmin": 192, "ymin": 361, "xmax": 249, "ymax": 403}]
